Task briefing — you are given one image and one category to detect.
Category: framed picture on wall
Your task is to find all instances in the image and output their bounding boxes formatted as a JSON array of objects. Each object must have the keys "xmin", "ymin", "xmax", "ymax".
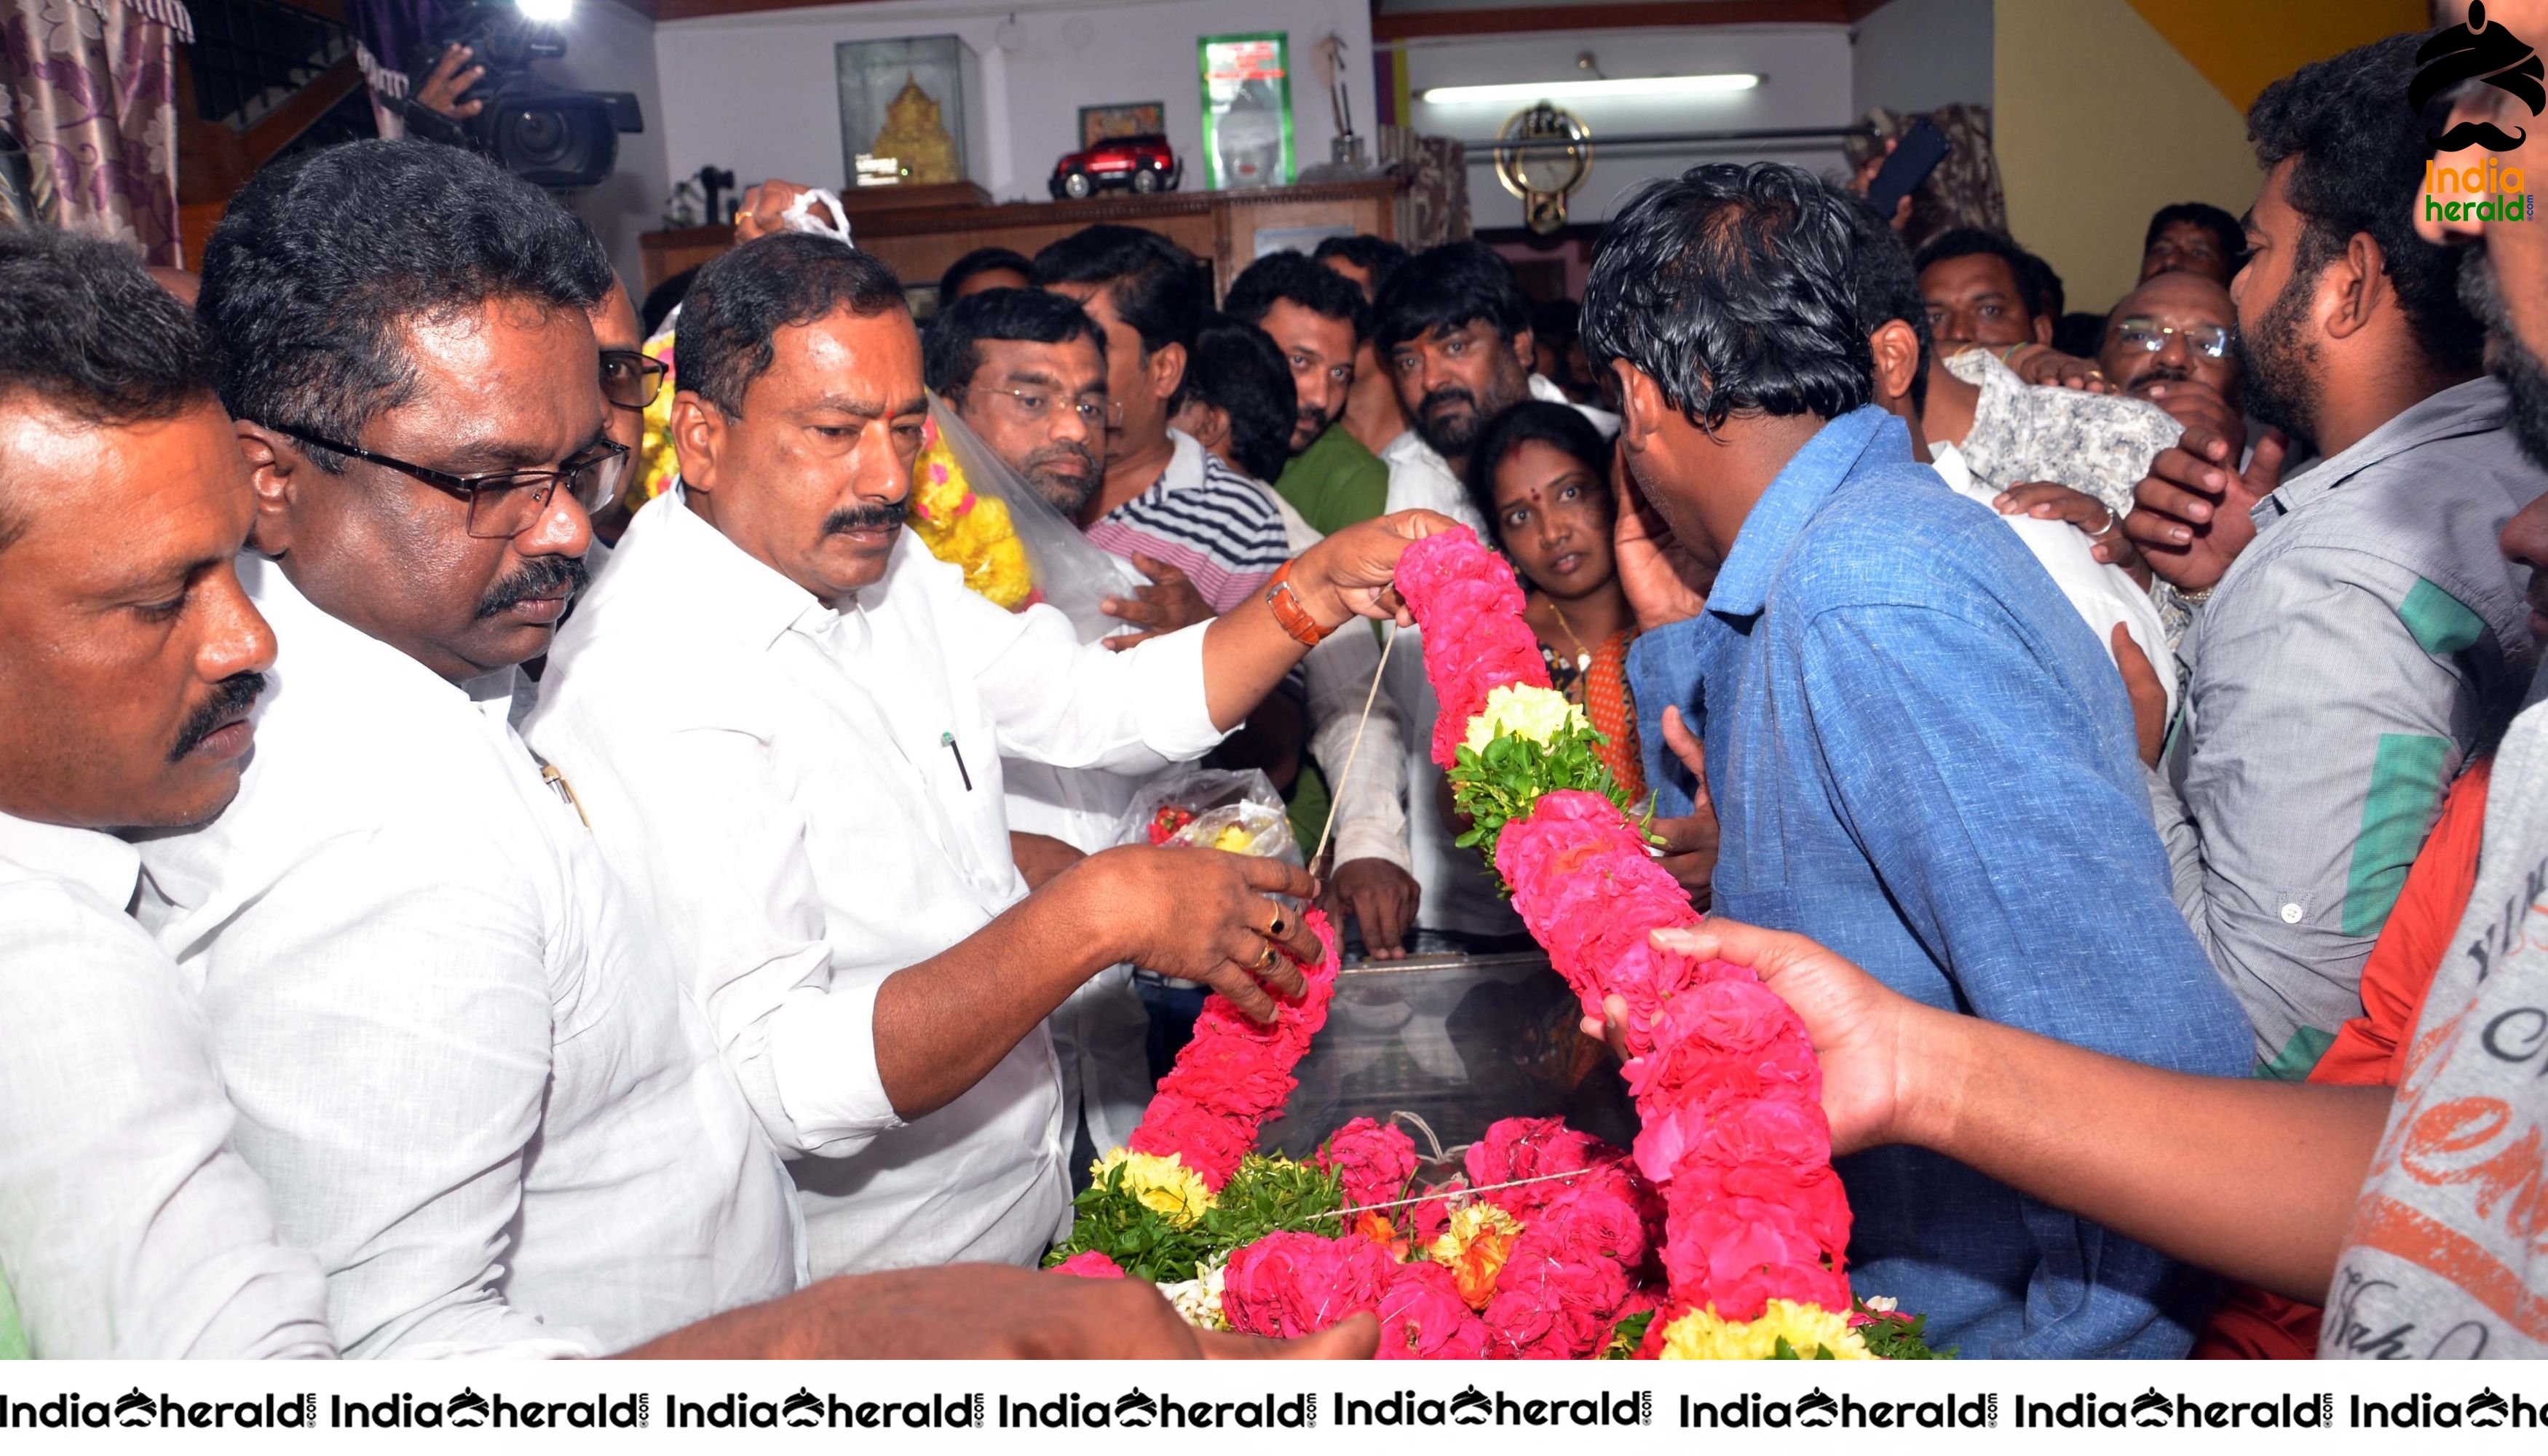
[
  {"xmin": 1198, "ymin": 32, "xmax": 1294, "ymax": 190},
  {"xmin": 1079, "ymin": 102, "xmax": 1166, "ymax": 150}
]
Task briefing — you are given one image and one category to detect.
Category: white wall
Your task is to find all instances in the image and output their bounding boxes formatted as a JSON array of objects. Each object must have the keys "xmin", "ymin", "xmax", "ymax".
[
  {"xmin": 1401, "ymin": 25, "xmax": 1856, "ymax": 234},
  {"xmin": 653, "ymin": 0, "xmax": 1374, "ymax": 205},
  {"xmin": 550, "ymin": 0, "xmax": 673, "ymax": 293},
  {"xmin": 1850, "ymin": 0, "xmax": 1993, "ymax": 118}
]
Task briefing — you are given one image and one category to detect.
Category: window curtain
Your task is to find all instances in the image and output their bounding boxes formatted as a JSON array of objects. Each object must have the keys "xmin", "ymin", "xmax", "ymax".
[
  {"xmin": 1380, "ymin": 124, "xmax": 1468, "ymax": 248},
  {"xmin": 0, "ymin": 0, "xmax": 189, "ymax": 263}
]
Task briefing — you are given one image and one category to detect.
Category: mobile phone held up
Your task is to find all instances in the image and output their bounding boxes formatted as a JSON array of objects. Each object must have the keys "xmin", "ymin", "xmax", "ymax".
[{"xmin": 1864, "ymin": 116, "xmax": 1950, "ymax": 218}]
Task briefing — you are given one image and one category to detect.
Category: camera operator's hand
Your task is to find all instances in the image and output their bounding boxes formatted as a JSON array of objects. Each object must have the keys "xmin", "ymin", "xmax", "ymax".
[{"xmin": 414, "ymin": 44, "xmax": 486, "ymax": 121}]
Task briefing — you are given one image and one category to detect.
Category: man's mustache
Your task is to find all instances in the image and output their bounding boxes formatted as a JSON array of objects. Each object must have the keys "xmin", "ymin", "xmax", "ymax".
[
  {"xmin": 822, "ymin": 499, "xmax": 911, "ymax": 535},
  {"xmin": 1296, "ymin": 403, "xmax": 1332, "ymax": 435},
  {"xmin": 1024, "ymin": 440, "xmax": 1098, "ymax": 481},
  {"xmin": 170, "ymin": 672, "xmax": 266, "ymax": 761},
  {"xmin": 2131, "ymin": 363, "xmax": 2193, "ymax": 392},
  {"xmin": 475, "ymin": 553, "xmax": 591, "ymax": 620},
  {"xmin": 2430, "ymin": 120, "xmax": 2531, "ymax": 151},
  {"xmin": 1419, "ymin": 385, "xmax": 1477, "ymax": 420}
]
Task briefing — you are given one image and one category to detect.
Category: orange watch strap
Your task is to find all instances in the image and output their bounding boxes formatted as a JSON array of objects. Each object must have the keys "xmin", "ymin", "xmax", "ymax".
[{"xmin": 1264, "ymin": 560, "xmax": 1335, "ymax": 646}]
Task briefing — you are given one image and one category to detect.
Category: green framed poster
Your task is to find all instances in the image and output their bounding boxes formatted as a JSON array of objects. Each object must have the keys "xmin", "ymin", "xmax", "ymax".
[{"xmin": 1198, "ymin": 32, "xmax": 1294, "ymax": 190}]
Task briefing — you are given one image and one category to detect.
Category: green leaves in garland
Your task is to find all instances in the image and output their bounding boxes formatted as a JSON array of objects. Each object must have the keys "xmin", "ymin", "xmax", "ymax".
[
  {"xmin": 1449, "ymin": 717, "xmax": 1631, "ymax": 865},
  {"xmin": 1045, "ymin": 1155, "xmax": 1346, "ymax": 1286}
]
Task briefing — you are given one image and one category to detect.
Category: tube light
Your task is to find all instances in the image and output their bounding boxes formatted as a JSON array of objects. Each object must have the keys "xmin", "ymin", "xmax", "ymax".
[{"xmin": 1420, "ymin": 74, "xmax": 1760, "ymax": 105}]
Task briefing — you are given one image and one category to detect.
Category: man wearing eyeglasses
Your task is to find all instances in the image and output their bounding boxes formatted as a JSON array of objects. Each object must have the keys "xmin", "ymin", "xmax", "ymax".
[
  {"xmin": 590, "ymin": 277, "xmax": 668, "ymax": 548},
  {"xmin": 129, "ymin": 139, "xmax": 804, "ymax": 1356},
  {"xmin": 2099, "ymin": 272, "xmax": 2245, "ymax": 406},
  {"xmin": 923, "ymin": 286, "xmax": 1112, "ymax": 517}
]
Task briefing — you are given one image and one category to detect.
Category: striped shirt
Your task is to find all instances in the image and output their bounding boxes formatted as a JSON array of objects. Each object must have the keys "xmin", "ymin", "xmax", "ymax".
[{"xmin": 1084, "ymin": 431, "xmax": 1291, "ymax": 613}]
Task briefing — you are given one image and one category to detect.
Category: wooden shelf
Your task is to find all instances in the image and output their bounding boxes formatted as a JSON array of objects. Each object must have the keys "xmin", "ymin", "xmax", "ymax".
[{"xmin": 640, "ymin": 175, "xmax": 1404, "ymax": 301}]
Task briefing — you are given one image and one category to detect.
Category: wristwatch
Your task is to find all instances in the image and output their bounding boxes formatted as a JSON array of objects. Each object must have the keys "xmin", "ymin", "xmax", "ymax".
[{"xmin": 1264, "ymin": 560, "xmax": 1338, "ymax": 646}]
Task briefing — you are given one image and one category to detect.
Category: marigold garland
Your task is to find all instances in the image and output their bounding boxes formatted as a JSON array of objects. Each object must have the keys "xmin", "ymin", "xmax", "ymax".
[{"xmin": 908, "ymin": 417, "xmax": 1034, "ymax": 609}]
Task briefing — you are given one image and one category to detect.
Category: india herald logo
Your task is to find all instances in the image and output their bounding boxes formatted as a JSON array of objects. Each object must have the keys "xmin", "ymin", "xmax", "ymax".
[{"xmin": 2415, "ymin": 1, "xmax": 2544, "ymax": 151}]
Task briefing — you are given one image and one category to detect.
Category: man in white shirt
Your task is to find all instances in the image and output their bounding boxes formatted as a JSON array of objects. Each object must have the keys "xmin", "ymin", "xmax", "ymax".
[
  {"xmin": 1838, "ymin": 197, "xmax": 2176, "ymax": 755},
  {"xmin": 526, "ymin": 232, "xmax": 1451, "ymax": 1278},
  {"xmin": 0, "ymin": 227, "xmax": 331, "ymax": 1360},
  {"xmin": 0, "ymin": 200, "xmax": 1370, "ymax": 1365},
  {"xmin": 135, "ymin": 140, "xmax": 802, "ymax": 1358},
  {"xmin": 926, "ymin": 282, "xmax": 1415, "ymax": 1154},
  {"xmin": 1372, "ymin": 240, "xmax": 1620, "ymax": 537},
  {"xmin": 1367, "ymin": 242, "xmax": 1624, "ymax": 949}
]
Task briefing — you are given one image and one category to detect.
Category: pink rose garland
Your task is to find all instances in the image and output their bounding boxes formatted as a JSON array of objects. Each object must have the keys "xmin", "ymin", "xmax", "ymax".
[
  {"xmin": 1396, "ymin": 529, "xmax": 1854, "ymax": 1331},
  {"xmin": 1126, "ymin": 908, "xmax": 1341, "ymax": 1190},
  {"xmin": 1221, "ymin": 1230, "xmax": 1398, "ymax": 1338},
  {"xmin": 1313, "ymin": 1116, "xmax": 1420, "ymax": 1210},
  {"xmin": 1393, "ymin": 525, "xmax": 1551, "ymax": 767},
  {"xmin": 1051, "ymin": 1250, "xmax": 1128, "ymax": 1279}
]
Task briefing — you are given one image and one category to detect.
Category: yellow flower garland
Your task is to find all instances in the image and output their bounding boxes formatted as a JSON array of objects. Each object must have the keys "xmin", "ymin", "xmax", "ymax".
[
  {"xmin": 1653, "ymin": 1299, "xmax": 1873, "ymax": 1361},
  {"xmin": 1090, "ymin": 1149, "xmax": 1215, "ymax": 1227},
  {"xmin": 908, "ymin": 422, "xmax": 1034, "ymax": 609}
]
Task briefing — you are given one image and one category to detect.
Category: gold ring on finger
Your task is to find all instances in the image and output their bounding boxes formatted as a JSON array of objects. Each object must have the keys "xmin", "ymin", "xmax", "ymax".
[
  {"xmin": 1257, "ymin": 943, "xmax": 1278, "ymax": 970},
  {"xmin": 1267, "ymin": 911, "xmax": 1287, "ymax": 938}
]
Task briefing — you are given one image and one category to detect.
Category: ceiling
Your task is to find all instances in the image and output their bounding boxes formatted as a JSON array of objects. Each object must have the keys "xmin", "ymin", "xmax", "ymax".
[{"xmin": 645, "ymin": 0, "xmax": 1897, "ymax": 34}]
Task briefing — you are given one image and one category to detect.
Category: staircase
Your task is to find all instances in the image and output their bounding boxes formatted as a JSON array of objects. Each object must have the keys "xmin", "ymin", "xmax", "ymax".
[{"xmin": 176, "ymin": 0, "xmax": 376, "ymax": 262}]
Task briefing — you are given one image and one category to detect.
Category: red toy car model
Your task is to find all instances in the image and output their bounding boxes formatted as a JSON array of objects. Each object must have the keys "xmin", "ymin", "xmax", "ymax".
[{"xmin": 1050, "ymin": 133, "xmax": 1182, "ymax": 200}]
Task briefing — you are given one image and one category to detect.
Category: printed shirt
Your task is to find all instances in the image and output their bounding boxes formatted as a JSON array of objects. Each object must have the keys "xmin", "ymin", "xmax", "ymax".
[
  {"xmin": 1945, "ymin": 347, "xmax": 2183, "ymax": 521},
  {"xmin": 524, "ymin": 491, "xmax": 1224, "ymax": 1278},
  {"xmin": 2157, "ymin": 378, "xmax": 2546, "ymax": 1077},
  {"xmin": 1083, "ymin": 430, "xmax": 1290, "ymax": 613},
  {"xmin": 1272, "ymin": 422, "xmax": 1390, "ymax": 539},
  {"xmin": 0, "ymin": 810, "xmax": 334, "ymax": 1358},
  {"xmin": 1624, "ymin": 406, "xmax": 2252, "ymax": 1357},
  {"xmin": 137, "ymin": 559, "xmax": 802, "ymax": 1356},
  {"xmin": 2324, "ymin": 698, "xmax": 2548, "ymax": 1358}
]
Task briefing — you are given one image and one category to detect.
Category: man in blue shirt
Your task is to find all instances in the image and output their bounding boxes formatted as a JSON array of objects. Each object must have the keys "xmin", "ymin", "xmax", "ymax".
[{"xmin": 1584, "ymin": 163, "xmax": 2252, "ymax": 1356}]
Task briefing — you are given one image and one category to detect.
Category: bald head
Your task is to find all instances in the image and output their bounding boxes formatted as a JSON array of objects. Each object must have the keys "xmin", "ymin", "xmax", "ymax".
[{"xmin": 2100, "ymin": 270, "xmax": 2242, "ymax": 402}]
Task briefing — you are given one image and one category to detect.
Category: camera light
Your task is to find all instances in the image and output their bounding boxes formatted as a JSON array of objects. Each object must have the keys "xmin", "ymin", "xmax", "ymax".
[{"xmin": 515, "ymin": 0, "xmax": 573, "ymax": 24}]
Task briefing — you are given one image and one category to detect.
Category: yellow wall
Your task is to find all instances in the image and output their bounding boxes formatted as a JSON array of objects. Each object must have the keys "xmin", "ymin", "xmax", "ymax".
[
  {"xmin": 2129, "ymin": 0, "xmax": 2432, "ymax": 113},
  {"xmin": 1995, "ymin": 0, "xmax": 2269, "ymax": 313}
]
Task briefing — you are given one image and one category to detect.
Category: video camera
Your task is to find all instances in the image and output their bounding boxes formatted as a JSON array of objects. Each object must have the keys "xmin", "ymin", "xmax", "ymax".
[{"xmin": 408, "ymin": 0, "xmax": 641, "ymax": 190}]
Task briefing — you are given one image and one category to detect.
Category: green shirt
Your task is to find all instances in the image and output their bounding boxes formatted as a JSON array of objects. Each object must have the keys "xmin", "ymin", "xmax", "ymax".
[{"xmin": 1271, "ymin": 425, "xmax": 1389, "ymax": 539}]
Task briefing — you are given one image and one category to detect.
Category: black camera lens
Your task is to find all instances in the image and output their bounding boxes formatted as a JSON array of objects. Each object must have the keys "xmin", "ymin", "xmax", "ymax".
[{"xmin": 502, "ymin": 106, "xmax": 574, "ymax": 169}]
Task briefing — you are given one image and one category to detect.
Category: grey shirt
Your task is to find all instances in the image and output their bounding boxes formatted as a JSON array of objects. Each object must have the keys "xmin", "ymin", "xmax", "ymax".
[
  {"xmin": 2322, "ymin": 693, "xmax": 2548, "ymax": 1358},
  {"xmin": 2161, "ymin": 378, "xmax": 2547, "ymax": 1074}
]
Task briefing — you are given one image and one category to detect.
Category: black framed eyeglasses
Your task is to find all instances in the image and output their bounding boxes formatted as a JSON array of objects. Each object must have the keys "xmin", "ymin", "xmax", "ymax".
[
  {"xmin": 274, "ymin": 426, "xmax": 628, "ymax": 540},
  {"xmin": 601, "ymin": 349, "xmax": 670, "ymax": 411}
]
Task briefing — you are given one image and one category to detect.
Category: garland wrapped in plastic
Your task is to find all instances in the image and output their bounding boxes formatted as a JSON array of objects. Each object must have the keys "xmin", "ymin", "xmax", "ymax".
[
  {"xmin": 1396, "ymin": 526, "xmax": 1856, "ymax": 1358},
  {"xmin": 908, "ymin": 416, "xmax": 1034, "ymax": 609}
]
